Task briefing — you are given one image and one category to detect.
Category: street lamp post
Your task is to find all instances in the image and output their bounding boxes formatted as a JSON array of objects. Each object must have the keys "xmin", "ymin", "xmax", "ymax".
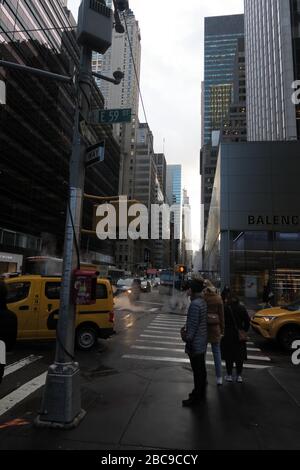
[{"xmin": 35, "ymin": 0, "xmax": 127, "ymax": 429}]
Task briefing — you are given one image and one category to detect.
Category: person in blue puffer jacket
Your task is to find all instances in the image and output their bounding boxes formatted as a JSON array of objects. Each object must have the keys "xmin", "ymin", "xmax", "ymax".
[{"xmin": 181, "ymin": 279, "xmax": 207, "ymax": 407}]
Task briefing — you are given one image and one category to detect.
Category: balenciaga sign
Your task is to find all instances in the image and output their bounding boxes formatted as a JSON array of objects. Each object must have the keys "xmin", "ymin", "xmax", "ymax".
[{"xmin": 248, "ymin": 216, "xmax": 300, "ymax": 226}]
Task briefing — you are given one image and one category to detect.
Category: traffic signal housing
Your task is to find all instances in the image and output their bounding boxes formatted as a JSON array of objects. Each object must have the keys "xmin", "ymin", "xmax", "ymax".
[{"xmin": 176, "ymin": 265, "xmax": 187, "ymax": 274}]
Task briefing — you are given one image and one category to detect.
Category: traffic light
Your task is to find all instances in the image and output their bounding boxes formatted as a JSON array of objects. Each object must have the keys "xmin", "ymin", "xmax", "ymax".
[{"xmin": 176, "ymin": 265, "xmax": 187, "ymax": 274}]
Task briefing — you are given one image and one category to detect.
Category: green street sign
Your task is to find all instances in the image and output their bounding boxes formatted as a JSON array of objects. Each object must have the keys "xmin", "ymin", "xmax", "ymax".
[{"xmin": 96, "ymin": 108, "xmax": 132, "ymax": 124}]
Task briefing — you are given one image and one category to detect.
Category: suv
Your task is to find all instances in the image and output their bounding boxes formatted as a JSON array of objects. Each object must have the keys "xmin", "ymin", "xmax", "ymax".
[
  {"xmin": 251, "ymin": 300, "xmax": 300, "ymax": 350},
  {"xmin": 5, "ymin": 275, "xmax": 115, "ymax": 351}
]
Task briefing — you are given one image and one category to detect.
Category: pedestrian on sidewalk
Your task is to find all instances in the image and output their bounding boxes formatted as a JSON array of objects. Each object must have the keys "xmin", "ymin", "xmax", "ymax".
[
  {"xmin": 0, "ymin": 281, "xmax": 18, "ymax": 384},
  {"xmin": 181, "ymin": 279, "xmax": 207, "ymax": 407},
  {"xmin": 203, "ymin": 280, "xmax": 224, "ymax": 386},
  {"xmin": 221, "ymin": 293, "xmax": 250, "ymax": 383}
]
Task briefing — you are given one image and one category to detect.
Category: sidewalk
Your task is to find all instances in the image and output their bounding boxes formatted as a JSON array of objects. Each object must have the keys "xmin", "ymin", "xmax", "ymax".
[{"xmin": 0, "ymin": 364, "xmax": 299, "ymax": 450}]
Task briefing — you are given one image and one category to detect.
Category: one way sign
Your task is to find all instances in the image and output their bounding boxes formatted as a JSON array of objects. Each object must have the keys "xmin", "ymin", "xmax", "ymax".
[{"xmin": 85, "ymin": 141, "xmax": 105, "ymax": 168}]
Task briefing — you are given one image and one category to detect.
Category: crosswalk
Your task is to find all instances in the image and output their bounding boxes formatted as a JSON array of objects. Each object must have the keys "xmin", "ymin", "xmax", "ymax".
[
  {"xmin": 122, "ymin": 314, "xmax": 272, "ymax": 370},
  {"xmin": 0, "ymin": 355, "xmax": 46, "ymax": 418}
]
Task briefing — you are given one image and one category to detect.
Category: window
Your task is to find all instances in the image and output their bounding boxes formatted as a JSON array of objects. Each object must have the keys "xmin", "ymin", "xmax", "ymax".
[
  {"xmin": 96, "ymin": 284, "xmax": 108, "ymax": 299},
  {"xmin": 7, "ymin": 282, "xmax": 31, "ymax": 303},
  {"xmin": 45, "ymin": 282, "xmax": 61, "ymax": 299}
]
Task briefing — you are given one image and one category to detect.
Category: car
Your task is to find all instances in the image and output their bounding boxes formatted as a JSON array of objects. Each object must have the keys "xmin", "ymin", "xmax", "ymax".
[
  {"xmin": 5, "ymin": 275, "xmax": 115, "ymax": 351},
  {"xmin": 140, "ymin": 278, "xmax": 151, "ymax": 293},
  {"xmin": 115, "ymin": 278, "xmax": 140, "ymax": 302},
  {"xmin": 251, "ymin": 300, "xmax": 300, "ymax": 351}
]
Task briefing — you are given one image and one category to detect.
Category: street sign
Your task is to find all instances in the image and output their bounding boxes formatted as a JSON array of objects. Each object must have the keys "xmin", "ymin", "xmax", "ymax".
[
  {"xmin": 85, "ymin": 141, "xmax": 105, "ymax": 168},
  {"xmin": 96, "ymin": 108, "xmax": 132, "ymax": 124}
]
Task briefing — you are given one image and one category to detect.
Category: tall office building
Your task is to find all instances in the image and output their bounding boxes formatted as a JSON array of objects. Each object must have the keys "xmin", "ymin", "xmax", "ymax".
[
  {"xmin": 166, "ymin": 165, "xmax": 182, "ymax": 264},
  {"xmin": 0, "ymin": 0, "xmax": 120, "ymax": 273},
  {"xmin": 203, "ymin": 14, "xmax": 244, "ymax": 145},
  {"xmin": 245, "ymin": 0, "xmax": 300, "ymax": 141},
  {"xmin": 201, "ymin": 15, "xmax": 244, "ymax": 236}
]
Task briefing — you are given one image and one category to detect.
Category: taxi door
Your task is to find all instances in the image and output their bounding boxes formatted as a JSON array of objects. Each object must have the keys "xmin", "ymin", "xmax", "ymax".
[
  {"xmin": 6, "ymin": 278, "xmax": 40, "ymax": 340},
  {"xmin": 38, "ymin": 278, "xmax": 61, "ymax": 339}
]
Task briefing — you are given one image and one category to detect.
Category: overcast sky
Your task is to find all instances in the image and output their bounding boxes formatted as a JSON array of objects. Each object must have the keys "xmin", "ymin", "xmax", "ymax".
[{"xmin": 68, "ymin": 0, "xmax": 244, "ymax": 250}]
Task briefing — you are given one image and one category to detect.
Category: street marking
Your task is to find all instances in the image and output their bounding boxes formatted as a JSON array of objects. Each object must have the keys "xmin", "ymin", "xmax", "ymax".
[
  {"xmin": 122, "ymin": 355, "xmax": 270, "ymax": 369},
  {"xmin": 0, "ymin": 372, "xmax": 47, "ymax": 418},
  {"xmin": 131, "ymin": 345, "xmax": 271, "ymax": 362},
  {"xmin": 4, "ymin": 355, "xmax": 43, "ymax": 377},
  {"xmin": 141, "ymin": 334, "xmax": 182, "ymax": 340},
  {"xmin": 146, "ymin": 326, "xmax": 180, "ymax": 331},
  {"xmin": 145, "ymin": 330, "xmax": 180, "ymax": 337},
  {"xmin": 136, "ymin": 301, "xmax": 164, "ymax": 306},
  {"xmin": 137, "ymin": 339, "xmax": 183, "ymax": 346},
  {"xmin": 149, "ymin": 308, "xmax": 159, "ymax": 312},
  {"xmin": 151, "ymin": 320, "xmax": 185, "ymax": 325}
]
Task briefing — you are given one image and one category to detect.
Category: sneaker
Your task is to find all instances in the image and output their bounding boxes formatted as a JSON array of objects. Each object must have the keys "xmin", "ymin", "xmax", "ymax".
[
  {"xmin": 225, "ymin": 375, "xmax": 233, "ymax": 382},
  {"xmin": 216, "ymin": 377, "xmax": 223, "ymax": 386},
  {"xmin": 237, "ymin": 376, "xmax": 243, "ymax": 383}
]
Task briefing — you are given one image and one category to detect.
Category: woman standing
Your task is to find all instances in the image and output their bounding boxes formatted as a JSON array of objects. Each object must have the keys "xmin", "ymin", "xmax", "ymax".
[
  {"xmin": 203, "ymin": 281, "xmax": 224, "ymax": 386},
  {"xmin": 221, "ymin": 294, "xmax": 250, "ymax": 383}
]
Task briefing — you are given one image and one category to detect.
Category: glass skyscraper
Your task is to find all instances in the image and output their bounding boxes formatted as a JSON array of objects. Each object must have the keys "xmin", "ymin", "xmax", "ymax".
[
  {"xmin": 245, "ymin": 0, "xmax": 300, "ymax": 141},
  {"xmin": 166, "ymin": 165, "xmax": 182, "ymax": 241},
  {"xmin": 203, "ymin": 14, "xmax": 244, "ymax": 144}
]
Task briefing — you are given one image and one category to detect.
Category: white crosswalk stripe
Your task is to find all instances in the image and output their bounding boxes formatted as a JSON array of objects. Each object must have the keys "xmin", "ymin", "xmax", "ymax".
[
  {"xmin": 0, "ymin": 355, "xmax": 45, "ymax": 418},
  {"xmin": 4, "ymin": 355, "xmax": 43, "ymax": 377},
  {"xmin": 123, "ymin": 315, "xmax": 273, "ymax": 370}
]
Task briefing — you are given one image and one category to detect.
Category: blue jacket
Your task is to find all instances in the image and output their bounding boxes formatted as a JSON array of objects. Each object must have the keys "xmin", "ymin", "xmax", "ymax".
[{"xmin": 185, "ymin": 295, "xmax": 207, "ymax": 356}]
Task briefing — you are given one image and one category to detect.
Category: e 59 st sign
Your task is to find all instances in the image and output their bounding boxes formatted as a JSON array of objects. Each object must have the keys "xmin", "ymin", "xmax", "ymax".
[{"xmin": 96, "ymin": 108, "xmax": 132, "ymax": 124}]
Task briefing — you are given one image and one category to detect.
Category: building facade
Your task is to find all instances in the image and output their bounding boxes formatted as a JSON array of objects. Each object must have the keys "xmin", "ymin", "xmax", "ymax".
[
  {"xmin": 166, "ymin": 165, "xmax": 182, "ymax": 264},
  {"xmin": 0, "ymin": 0, "xmax": 120, "ymax": 273},
  {"xmin": 245, "ymin": 0, "xmax": 300, "ymax": 141},
  {"xmin": 203, "ymin": 14, "xmax": 244, "ymax": 145},
  {"xmin": 204, "ymin": 141, "xmax": 300, "ymax": 304}
]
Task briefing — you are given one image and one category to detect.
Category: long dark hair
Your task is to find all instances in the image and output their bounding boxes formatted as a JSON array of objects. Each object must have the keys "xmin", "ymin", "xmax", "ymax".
[{"xmin": 0, "ymin": 281, "xmax": 8, "ymax": 309}]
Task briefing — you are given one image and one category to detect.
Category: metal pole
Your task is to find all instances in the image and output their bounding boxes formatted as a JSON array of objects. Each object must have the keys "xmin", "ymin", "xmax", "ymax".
[
  {"xmin": 0, "ymin": 60, "xmax": 72, "ymax": 83},
  {"xmin": 36, "ymin": 45, "xmax": 92, "ymax": 429}
]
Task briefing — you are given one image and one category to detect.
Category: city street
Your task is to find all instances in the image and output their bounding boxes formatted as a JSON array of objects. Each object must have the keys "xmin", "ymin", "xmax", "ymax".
[{"xmin": 0, "ymin": 291, "xmax": 299, "ymax": 450}]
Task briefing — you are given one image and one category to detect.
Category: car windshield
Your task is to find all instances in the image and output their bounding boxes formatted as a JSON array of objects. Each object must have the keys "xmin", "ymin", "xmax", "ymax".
[
  {"xmin": 117, "ymin": 279, "xmax": 133, "ymax": 287},
  {"xmin": 286, "ymin": 300, "xmax": 300, "ymax": 311}
]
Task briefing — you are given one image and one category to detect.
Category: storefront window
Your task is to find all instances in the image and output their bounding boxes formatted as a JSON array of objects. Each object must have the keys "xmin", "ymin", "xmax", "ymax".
[{"xmin": 230, "ymin": 231, "xmax": 300, "ymax": 306}]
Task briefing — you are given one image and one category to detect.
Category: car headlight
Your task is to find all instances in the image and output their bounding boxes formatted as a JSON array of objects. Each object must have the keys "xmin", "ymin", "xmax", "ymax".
[
  {"xmin": 128, "ymin": 289, "xmax": 132, "ymax": 294},
  {"xmin": 259, "ymin": 316, "xmax": 277, "ymax": 322}
]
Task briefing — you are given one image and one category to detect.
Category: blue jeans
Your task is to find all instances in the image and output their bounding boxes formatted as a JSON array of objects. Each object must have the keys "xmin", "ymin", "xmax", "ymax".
[{"xmin": 210, "ymin": 342, "xmax": 222, "ymax": 379}]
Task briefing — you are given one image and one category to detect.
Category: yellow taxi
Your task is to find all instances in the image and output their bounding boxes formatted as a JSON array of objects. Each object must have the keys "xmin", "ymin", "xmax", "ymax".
[
  {"xmin": 251, "ymin": 300, "xmax": 300, "ymax": 350},
  {"xmin": 5, "ymin": 275, "xmax": 115, "ymax": 350}
]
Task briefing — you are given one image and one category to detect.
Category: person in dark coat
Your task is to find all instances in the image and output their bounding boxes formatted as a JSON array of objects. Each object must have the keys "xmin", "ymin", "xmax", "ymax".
[
  {"xmin": 181, "ymin": 279, "xmax": 207, "ymax": 407},
  {"xmin": 221, "ymin": 285, "xmax": 231, "ymax": 303},
  {"xmin": 0, "ymin": 281, "xmax": 18, "ymax": 384},
  {"xmin": 221, "ymin": 294, "xmax": 250, "ymax": 383}
]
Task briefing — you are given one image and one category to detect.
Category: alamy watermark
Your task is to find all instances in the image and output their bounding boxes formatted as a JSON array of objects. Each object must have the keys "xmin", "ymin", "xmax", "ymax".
[
  {"xmin": 94, "ymin": 197, "xmax": 200, "ymax": 251},
  {"xmin": 291, "ymin": 340, "xmax": 300, "ymax": 366},
  {"xmin": 0, "ymin": 340, "xmax": 6, "ymax": 366}
]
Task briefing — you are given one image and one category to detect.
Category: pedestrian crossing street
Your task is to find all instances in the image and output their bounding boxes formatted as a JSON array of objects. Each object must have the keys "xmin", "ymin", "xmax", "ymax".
[{"xmin": 122, "ymin": 314, "xmax": 272, "ymax": 370}]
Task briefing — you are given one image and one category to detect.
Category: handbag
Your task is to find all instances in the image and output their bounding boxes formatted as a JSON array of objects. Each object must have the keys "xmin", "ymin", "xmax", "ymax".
[
  {"xmin": 180, "ymin": 326, "xmax": 187, "ymax": 342},
  {"xmin": 228, "ymin": 306, "xmax": 249, "ymax": 343},
  {"xmin": 207, "ymin": 313, "xmax": 220, "ymax": 325},
  {"xmin": 238, "ymin": 329, "xmax": 249, "ymax": 342}
]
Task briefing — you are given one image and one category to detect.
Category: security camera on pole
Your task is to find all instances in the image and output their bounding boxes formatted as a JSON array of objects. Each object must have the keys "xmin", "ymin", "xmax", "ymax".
[{"xmin": 36, "ymin": 0, "xmax": 129, "ymax": 429}]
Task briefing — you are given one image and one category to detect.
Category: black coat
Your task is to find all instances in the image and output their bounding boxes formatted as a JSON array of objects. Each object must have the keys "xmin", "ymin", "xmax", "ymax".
[
  {"xmin": 221, "ymin": 302, "xmax": 250, "ymax": 363},
  {"xmin": 0, "ymin": 307, "xmax": 18, "ymax": 352}
]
